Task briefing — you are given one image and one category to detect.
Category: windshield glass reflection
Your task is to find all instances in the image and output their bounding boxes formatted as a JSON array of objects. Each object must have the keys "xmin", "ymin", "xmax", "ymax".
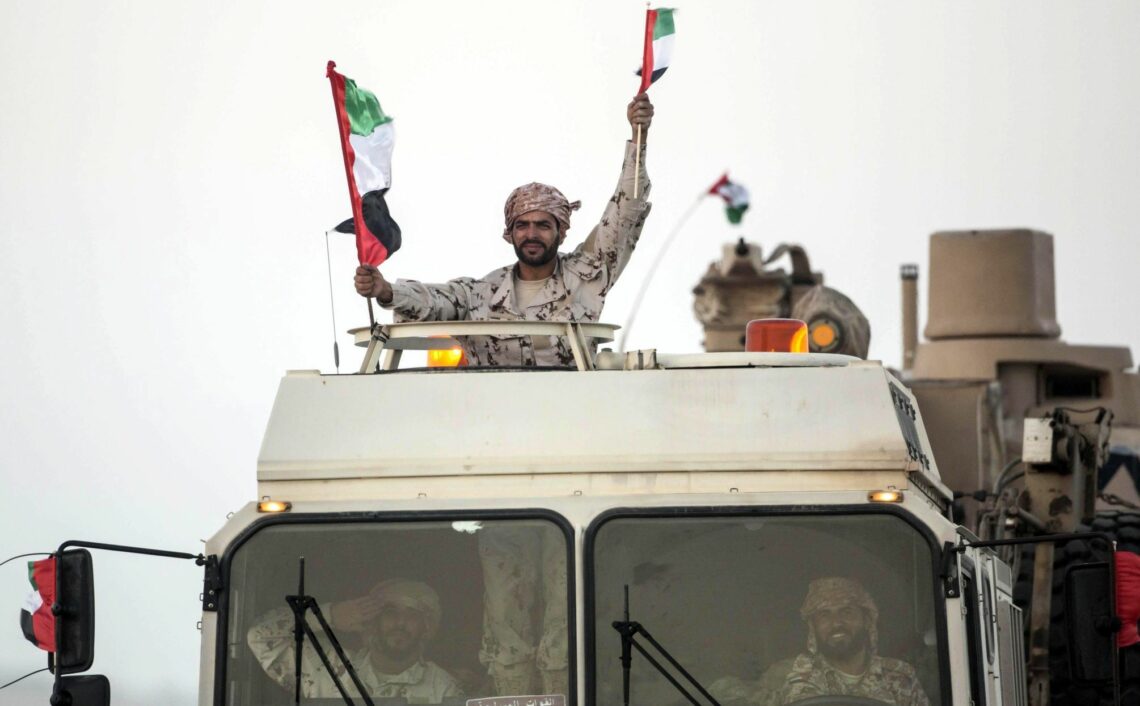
[
  {"xmin": 591, "ymin": 513, "xmax": 941, "ymax": 706},
  {"xmin": 225, "ymin": 518, "xmax": 569, "ymax": 705}
]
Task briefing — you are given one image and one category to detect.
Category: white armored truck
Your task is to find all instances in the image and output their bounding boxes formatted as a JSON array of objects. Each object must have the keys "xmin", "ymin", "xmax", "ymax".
[{"xmin": 44, "ymin": 319, "xmax": 1123, "ymax": 706}]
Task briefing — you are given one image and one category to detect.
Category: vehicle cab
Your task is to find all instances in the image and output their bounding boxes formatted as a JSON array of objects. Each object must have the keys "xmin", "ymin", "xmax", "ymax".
[{"xmin": 195, "ymin": 320, "xmax": 1024, "ymax": 706}]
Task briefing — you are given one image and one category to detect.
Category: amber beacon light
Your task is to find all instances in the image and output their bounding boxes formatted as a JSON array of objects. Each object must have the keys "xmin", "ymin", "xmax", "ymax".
[
  {"xmin": 427, "ymin": 336, "xmax": 467, "ymax": 368},
  {"xmin": 745, "ymin": 319, "xmax": 809, "ymax": 353}
]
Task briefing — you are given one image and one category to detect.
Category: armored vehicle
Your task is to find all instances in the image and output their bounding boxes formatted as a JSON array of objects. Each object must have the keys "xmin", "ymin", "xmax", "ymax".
[
  {"xmin": 692, "ymin": 228, "xmax": 1140, "ymax": 706},
  {"xmin": 39, "ymin": 315, "xmax": 1124, "ymax": 706}
]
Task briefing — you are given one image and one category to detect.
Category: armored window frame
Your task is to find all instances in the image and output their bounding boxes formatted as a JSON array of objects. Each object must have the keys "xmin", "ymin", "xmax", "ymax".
[
  {"xmin": 582, "ymin": 504, "xmax": 951, "ymax": 706},
  {"xmin": 212, "ymin": 509, "xmax": 577, "ymax": 706},
  {"xmin": 960, "ymin": 556, "xmax": 987, "ymax": 706}
]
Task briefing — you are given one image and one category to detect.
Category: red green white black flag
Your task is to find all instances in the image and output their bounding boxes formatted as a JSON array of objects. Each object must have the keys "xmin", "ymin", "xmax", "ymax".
[
  {"xmin": 636, "ymin": 8, "xmax": 675, "ymax": 93},
  {"xmin": 20, "ymin": 556, "xmax": 56, "ymax": 652},
  {"xmin": 708, "ymin": 173, "xmax": 750, "ymax": 225},
  {"xmin": 327, "ymin": 61, "xmax": 402, "ymax": 266}
]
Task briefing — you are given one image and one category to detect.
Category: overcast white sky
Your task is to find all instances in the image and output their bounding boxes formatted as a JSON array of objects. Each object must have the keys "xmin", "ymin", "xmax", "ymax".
[{"xmin": 3, "ymin": 1, "xmax": 1139, "ymax": 703}]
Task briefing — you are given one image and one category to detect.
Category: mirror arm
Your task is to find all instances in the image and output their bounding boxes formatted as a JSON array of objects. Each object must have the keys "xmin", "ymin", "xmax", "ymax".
[{"xmin": 56, "ymin": 539, "xmax": 204, "ymax": 564}]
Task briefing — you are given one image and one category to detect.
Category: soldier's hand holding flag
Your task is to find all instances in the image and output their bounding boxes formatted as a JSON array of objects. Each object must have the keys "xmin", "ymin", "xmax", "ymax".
[
  {"xmin": 628, "ymin": 93, "xmax": 655, "ymax": 142},
  {"xmin": 354, "ymin": 265, "xmax": 393, "ymax": 304}
]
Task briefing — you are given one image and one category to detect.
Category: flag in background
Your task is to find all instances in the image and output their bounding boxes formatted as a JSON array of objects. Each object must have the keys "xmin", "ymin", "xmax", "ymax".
[
  {"xmin": 20, "ymin": 556, "xmax": 55, "ymax": 652},
  {"xmin": 327, "ymin": 61, "xmax": 402, "ymax": 266},
  {"xmin": 636, "ymin": 8, "xmax": 675, "ymax": 93},
  {"xmin": 708, "ymin": 174, "xmax": 750, "ymax": 224}
]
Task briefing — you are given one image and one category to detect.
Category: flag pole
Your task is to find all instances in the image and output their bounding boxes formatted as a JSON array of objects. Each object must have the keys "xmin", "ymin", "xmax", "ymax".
[
  {"xmin": 634, "ymin": 124, "xmax": 643, "ymax": 199},
  {"xmin": 618, "ymin": 191, "xmax": 704, "ymax": 352},
  {"xmin": 634, "ymin": 2, "xmax": 651, "ymax": 199}
]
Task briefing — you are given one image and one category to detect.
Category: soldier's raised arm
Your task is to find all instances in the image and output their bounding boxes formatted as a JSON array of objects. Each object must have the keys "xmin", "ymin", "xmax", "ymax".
[{"xmin": 574, "ymin": 93, "xmax": 655, "ymax": 294}]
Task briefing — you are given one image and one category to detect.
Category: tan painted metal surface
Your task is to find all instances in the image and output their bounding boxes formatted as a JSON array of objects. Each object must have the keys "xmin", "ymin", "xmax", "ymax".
[
  {"xmin": 924, "ymin": 229, "xmax": 1060, "ymax": 340},
  {"xmin": 257, "ymin": 361, "xmax": 947, "ymax": 503}
]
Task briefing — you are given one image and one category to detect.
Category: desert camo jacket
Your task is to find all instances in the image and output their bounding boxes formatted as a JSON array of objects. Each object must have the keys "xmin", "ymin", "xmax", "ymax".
[
  {"xmin": 775, "ymin": 652, "xmax": 930, "ymax": 706},
  {"xmin": 247, "ymin": 605, "xmax": 462, "ymax": 702},
  {"xmin": 382, "ymin": 141, "xmax": 651, "ymax": 367}
]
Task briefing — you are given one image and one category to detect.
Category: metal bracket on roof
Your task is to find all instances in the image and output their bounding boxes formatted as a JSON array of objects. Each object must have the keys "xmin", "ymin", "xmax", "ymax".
[{"xmin": 358, "ymin": 323, "xmax": 389, "ymax": 374}]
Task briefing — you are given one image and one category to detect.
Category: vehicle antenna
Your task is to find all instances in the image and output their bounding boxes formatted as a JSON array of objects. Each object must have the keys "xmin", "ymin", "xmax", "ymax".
[
  {"xmin": 619, "ymin": 192, "xmax": 704, "ymax": 352},
  {"xmin": 0, "ymin": 551, "xmax": 51, "ymax": 567},
  {"xmin": 0, "ymin": 667, "xmax": 50, "ymax": 690},
  {"xmin": 324, "ymin": 230, "xmax": 341, "ymax": 373}
]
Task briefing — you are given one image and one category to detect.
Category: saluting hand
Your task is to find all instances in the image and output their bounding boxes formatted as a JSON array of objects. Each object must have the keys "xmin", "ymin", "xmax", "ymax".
[
  {"xmin": 355, "ymin": 265, "xmax": 394, "ymax": 304},
  {"xmin": 330, "ymin": 594, "xmax": 382, "ymax": 633},
  {"xmin": 628, "ymin": 93, "xmax": 654, "ymax": 141}
]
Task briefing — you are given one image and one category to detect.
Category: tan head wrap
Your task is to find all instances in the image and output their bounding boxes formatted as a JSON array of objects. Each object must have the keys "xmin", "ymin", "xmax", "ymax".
[
  {"xmin": 800, "ymin": 577, "xmax": 879, "ymax": 654},
  {"xmin": 369, "ymin": 578, "xmax": 443, "ymax": 639},
  {"xmin": 502, "ymin": 182, "xmax": 581, "ymax": 243}
]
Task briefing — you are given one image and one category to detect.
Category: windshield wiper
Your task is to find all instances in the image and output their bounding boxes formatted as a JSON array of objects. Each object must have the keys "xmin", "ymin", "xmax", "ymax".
[
  {"xmin": 286, "ymin": 556, "xmax": 376, "ymax": 706},
  {"xmin": 611, "ymin": 585, "xmax": 721, "ymax": 706}
]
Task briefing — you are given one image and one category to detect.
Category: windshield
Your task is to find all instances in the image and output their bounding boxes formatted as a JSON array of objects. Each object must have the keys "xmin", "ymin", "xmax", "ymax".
[
  {"xmin": 222, "ymin": 517, "xmax": 571, "ymax": 706},
  {"xmin": 590, "ymin": 511, "xmax": 943, "ymax": 706}
]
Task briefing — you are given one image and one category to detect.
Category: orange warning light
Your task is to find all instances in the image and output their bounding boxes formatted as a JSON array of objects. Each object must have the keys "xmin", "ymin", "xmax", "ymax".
[
  {"xmin": 427, "ymin": 342, "xmax": 466, "ymax": 367},
  {"xmin": 810, "ymin": 321, "xmax": 837, "ymax": 348},
  {"xmin": 745, "ymin": 319, "xmax": 809, "ymax": 353}
]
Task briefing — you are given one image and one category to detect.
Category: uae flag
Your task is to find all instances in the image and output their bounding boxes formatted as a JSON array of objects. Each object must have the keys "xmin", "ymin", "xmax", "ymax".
[
  {"xmin": 20, "ymin": 556, "xmax": 56, "ymax": 652},
  {"xmin": 636, "ymin": 8, "xmax": 676, "ymax": 93},
  {"xmin": 327, "ymin": 61, "xmax": 402, "ymax": 266},
  {"xmin": 708, "ymin": 173, "xmax": 750, "ymax": 225}
]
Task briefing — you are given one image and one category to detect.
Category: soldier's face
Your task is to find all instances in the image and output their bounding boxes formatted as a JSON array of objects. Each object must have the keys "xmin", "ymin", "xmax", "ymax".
[
  {"xmin": 811, "ymin": 603, "xmax": 869, "ymax": 660},
  {"xmin": 510, "ymin": 210, "xmax": 560, "ymax": 267},
  {"xmin": 375, "ymin": 605, "xmax": 427, "ymax": 659}
]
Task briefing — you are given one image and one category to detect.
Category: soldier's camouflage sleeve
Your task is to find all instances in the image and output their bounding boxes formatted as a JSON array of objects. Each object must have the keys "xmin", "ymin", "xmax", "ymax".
[
  {"xmin": 384, "ymin": 277, "xmax": 479, "ymax": 322},
  {"xmin": 246, "ymin": 605, "xmax": 334, "ymax": 693},
  {"xmin": 887, "ymin": 660, "xmax": 931, "ymax": 706},
  {"xmin": 573, "ymin": 140, "xmax": 653, "ymax": 295}
]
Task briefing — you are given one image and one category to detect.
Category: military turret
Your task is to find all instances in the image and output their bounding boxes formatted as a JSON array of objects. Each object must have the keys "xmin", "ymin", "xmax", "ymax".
[{"xmin": 692, "ymin": 239, "xmax": 870, "ymax": 358}]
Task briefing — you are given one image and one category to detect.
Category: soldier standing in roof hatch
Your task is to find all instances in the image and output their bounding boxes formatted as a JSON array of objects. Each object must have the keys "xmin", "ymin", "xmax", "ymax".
[{"xmin": 353, "ymin": 93, "xmax": 655, "ymax": 367}]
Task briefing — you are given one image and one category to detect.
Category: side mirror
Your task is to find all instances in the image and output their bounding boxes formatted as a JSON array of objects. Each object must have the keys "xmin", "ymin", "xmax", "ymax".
[
  {"xmin": 55, "ymin": 549, "xmax": 95, "ymax": 674},
  {"xmin": 1064, "ymin": 561, "xmax": 1115, "ymax": 683},
  {"xmin": 50, "ymin": 674, "xmax": 110, "ymax": 706}
]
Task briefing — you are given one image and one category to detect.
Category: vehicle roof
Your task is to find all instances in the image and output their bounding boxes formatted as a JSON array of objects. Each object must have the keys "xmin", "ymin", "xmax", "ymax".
[{"xmin": 257, "ymin": 357, "xmax": 949, "ymax": 502}]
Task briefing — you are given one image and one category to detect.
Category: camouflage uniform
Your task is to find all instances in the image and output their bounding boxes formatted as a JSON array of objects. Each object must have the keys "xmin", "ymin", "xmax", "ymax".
[
  {"xmin": 382, "ymin": 141, "xmax": 652, "ymax": 367},
  {"xmin": 478, "ymin": 525, "xmax": 568, "ymax": 696},
  {"xmin": 772, "ymin": 577, "xmax": 929, "ymax": 706},
  {"xmin": 712, "ymin": 578, "xmax": 929, "ymax": 706},
  {"xmin": 775, "ymin": 653, "xmax": 929, "ymax": 706},
  {"xmin": 246, "ymin": 606, "xmax": 462, "ymax": 702},
  {"xmin": 246, "ymin": 580, "xmax": 462, "ymax": 703}
]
